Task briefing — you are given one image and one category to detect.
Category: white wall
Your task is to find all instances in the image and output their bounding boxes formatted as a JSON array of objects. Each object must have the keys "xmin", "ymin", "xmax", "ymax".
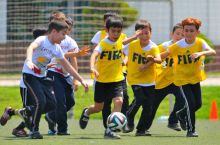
[{"xmin": 0, "ymin": 0, "xmax": 7, "ymax": 43}]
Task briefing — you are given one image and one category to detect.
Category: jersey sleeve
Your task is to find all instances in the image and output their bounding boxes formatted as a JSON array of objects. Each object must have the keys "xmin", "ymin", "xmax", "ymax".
[
  {"xmin": 201, "ymin": 39, "xmax": 211, "ymax": 51},
  {"xmin": 91, "ymin": 31, "xmax": 101, "ymax": 44},
  {"xmin": 123, "ymin": 44, "xmax": 129, "ymax": 56},
  {"xmin": 94, "ymin": 44, "xmax": 102, "ymax": 54},
  {"xmin": 69, "ymin": 38, "xmax": 79, "ymax": 53},
  {"xmin": 33, "ymin": 36, "xmax": 45, "ymax": 46}
]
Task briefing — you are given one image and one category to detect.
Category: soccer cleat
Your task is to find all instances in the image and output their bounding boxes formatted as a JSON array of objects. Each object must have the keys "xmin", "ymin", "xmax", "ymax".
[
  {"xmin": 186, "ymin": 131, "xmax": 198, "ymax": 137},
  {"xmin": 104, "ymin": 129, "xmax": 121, "ymax": 139},
  {"xmin": 123, "ymin": 114, "xmax": 135, "ymax": 133},
  {"xmin": 45, "ymin": 114, "xmax": 56, "ymax": 134},
  {"xmin": 12, "ymin": 128, "xmax": 28, "ymax": 137},
  {"xmin": 135, "ymin": 130, "xmax": 151, "ymax": 136},
  {"xmin": 176, "ymin": 111, "xmax": 187, "ymax": 131},
  {"xmin": 48, "ymin": 129, "xmax": 56, "ymax": 135},
  {"xmin": 30, "ymin": 131, "xmax": 43, "ymax": 139},
  {"xmin": 123, "ymin": 124, "xmax": 134, "ymax": 133},
  {"xmin": 17, "ymin": 108, "xmax": 32, "ymax": 130},
  {"xmin": 79, "ymin": 108, "xmax": 89, "ymax": 129},
  {"xmin": 167, "ymin": 123, "xmax": 181, "ymax": 131},
  {"xmin": 0, "ymin": 107, "xmax": 13, "ymax": 126}
]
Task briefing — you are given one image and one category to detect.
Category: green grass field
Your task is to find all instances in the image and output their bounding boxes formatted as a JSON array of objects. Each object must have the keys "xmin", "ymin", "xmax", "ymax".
[
  {"xmin": 0, "ymin": 119, "xmax": 219, "ymax": 145},
  {"xmin": 0, "ymin": 86, "xmax": 220, "ymax": 144},
  {"xmin": 0, "ymin": 86, "xmax": 219, "ymax": 119}
]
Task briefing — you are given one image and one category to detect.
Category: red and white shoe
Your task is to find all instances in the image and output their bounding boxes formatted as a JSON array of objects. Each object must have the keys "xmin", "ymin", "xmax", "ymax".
[
  {"xmin": 12, "ymin": 128, "xmax": 28, "ymax": 137},
  {"xmin": 0, "ymin": 107, "xmax": 12, "ymax": 126}
]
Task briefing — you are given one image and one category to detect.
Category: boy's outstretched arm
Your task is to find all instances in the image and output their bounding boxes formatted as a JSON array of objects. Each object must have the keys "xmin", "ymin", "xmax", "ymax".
[
  {"xmin": 90, "ymin": 50, "xmax": 100, "ymax": 78},
  {"xmin": 26, "ymin": 42, "xmax": 39, "ymax": 70}
]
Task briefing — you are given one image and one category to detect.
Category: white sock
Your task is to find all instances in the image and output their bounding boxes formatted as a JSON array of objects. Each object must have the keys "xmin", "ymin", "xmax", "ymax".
[{"xmin": 84, "ymin": 109, "xmax": 89, "ymax": 117}]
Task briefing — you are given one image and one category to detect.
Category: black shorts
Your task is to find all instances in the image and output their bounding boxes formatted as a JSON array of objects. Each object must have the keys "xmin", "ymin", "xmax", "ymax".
[{"xmin": 94, "ymin": 80, "xmax": 123, "ymax": 103}]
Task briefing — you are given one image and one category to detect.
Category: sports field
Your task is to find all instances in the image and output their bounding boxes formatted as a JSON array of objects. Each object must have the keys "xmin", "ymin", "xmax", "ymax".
[
  {"xmin": 0, "ymin": 119, "xmax": 219, "ymax": 145},
  {"xmin": 0, "ymin": 86, "xmax": 219, "ymax": 144}
]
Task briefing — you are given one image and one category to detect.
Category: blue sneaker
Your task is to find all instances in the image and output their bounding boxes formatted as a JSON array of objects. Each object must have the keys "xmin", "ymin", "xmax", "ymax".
[{"xmin": 48, "ymin": 129, "xmax": 56, "ymax": 135}]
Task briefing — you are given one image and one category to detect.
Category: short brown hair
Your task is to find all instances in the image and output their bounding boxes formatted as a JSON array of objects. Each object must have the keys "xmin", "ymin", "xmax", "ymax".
[
  {"xmin": 48, "ymin": 20, "xmax": 68, "ymax": 33},
  {"xmin": 49, "ymin": 11, "xmax": 66, "ymax": 22},
  {"xmin": 182, "ymin": 17, "xmax": 201, "ymax": 30},
  {"xmin": 172, "ymin": 23, "xmax": 183, "ymax": 33},
  {"xmin": 135, "ymin": 19, "xmax": 152, "ymax": 31}
]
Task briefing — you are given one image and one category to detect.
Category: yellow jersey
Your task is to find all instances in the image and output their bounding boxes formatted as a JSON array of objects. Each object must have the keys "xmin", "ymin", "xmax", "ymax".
[
  {"xmin": 95, "ymin": 38, "xmax": 124, "ymax": 83},
  {"xmin": 126, "ymin": 39, "xmax": 160, "ymax": 85},
  {"xmin": 168, "ymin": 38, "xmax": 207, "ymax": 86},
  {"xmin": 155, "ymin": 40, "xmax": 174, "ymax": 89},
  {"xmin": 91, "ymin": 30, "xmax": 127, "ymax": 79}
]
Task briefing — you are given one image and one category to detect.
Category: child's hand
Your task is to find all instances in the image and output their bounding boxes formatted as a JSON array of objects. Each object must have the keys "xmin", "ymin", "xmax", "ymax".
[
  {"xmin": 78, "ymin": 46, "xmax": 90, "ymax": 56},
  {"xmin": 26, "ymin": 59, "xmax": 41, "ymax": 74},
  {"xmin": 80, "ymin": 80, "xmax": 89, "ymax": 92},
  {"xmin": 91, "ymin": 67, "xmax": 99, "ymax": 78},
  {"xmin": 135, "ymin": 30, "xmax": 144, "ymax": 38},
  {"xmin": 121, "ymin": 59, "xmax": 127, "ymax": 66},
  {"xmin": 73, "ymin": 79, "xmax": 80, "ymax": 91},
  {"xmin": 146, "ymin": 55, "xmax": 154, "ymax": 62},
  {"xmin": 190, "ymin": 52, "xmax": 201, "ymax": 60}
]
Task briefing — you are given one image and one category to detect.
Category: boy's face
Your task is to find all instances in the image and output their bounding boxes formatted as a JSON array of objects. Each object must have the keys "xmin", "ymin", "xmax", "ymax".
[
  {"xmin": 107, "ymin": 27, "xmax": 122, "ymax": 42},
  {"xmin": 53, "ymin": 29, "xmax": 67, "ymax": 44},
  {"xmin": 183, "ymin": 25, "xmax": 199, "ymax": 42},
  {"xmin": 138, "ymin": 27, "xmax": 151, "ymax": 43},
  {"xmin": 172, "ymin": 28, "xmax": 183, "ymax": 42}
]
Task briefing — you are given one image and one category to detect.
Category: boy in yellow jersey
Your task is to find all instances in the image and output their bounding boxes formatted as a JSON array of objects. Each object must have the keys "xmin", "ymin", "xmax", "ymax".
[
  {"xmin": 144, "ymin": 23, "xmax": 185, "ymax": 132},
  {"xmin": 161, "ymin": 17, "xmax": 216, "ymax": 137},
  {"xmin": 80, "ymin": 16, "xmax": 124, "ymax": 139},
  {"xmin": 124, "ymin": 19, "xmax": 161, "ymax": 136},
  {"xmin": 91, "ymin": 12, "xmax": 129, "ymax": 131}
]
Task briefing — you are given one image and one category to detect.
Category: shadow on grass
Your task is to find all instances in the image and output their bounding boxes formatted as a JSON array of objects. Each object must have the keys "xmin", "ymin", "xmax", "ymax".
[{"xmin": 1, "ymin": 136, "xmax": 29, "ymax": 140}]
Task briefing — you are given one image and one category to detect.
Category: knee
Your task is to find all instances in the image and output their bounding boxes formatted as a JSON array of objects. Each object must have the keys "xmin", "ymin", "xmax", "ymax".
[{"xmin": 114, "ymin": 97, "xmax": 123, "ymax": 106}]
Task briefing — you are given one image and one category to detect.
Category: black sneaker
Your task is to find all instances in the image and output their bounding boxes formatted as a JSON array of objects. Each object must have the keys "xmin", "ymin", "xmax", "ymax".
[
  {"xmin": 79, "ymin": 108, "xmax": 89, "ymax": 129},
  {"xmin": 57, "ymin": 132, "xmax": 70, "ymax": 135},
  {"xmin": 186, "ymin": 131, "xmax": 198, "ymax": 137},
  {"xmin": 167, "ymin": 123, "xmax": 181, "ymax": 131},
  {"xmin": 123, "ymin": 114, "xmax": 135, "ymax": 133},
  {"xmin": 45, "ymin": 114, "xmax": 56, "ymax": 134},
  {"xmin": 17, "ymin": 108, "xmax": 32, "ymax": 130},
  {"xmin": 104, "ymin": 129, "xmax": 120, "ymax": 139},
  {"xmin": 135, "ymin": 130, "xmax": 151, "ymax": 136},
  {"xmin": 123, "ymin": 124, "xmax": 134, "ymax": 133},
  {"xmin": 176, "ymin": 111, "xmax": 187, "ymax": 131},
  {"xmin": 30, "ymin": 131, "xmax": 43, "ymax": 139}
]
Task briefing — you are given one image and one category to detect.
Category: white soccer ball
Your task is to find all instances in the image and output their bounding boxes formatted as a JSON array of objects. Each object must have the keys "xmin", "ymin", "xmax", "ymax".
[{"xmin": 107, "ymin": 112, "xmax": 127, "ymax": 132}]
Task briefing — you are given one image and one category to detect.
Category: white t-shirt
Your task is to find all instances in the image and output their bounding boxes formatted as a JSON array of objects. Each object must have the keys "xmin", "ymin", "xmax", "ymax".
[
  {"xmin": 20, "ymin": 77, "xmax": 26, "ymax": 88},
  {"xmin": 174, "ymin": 38, "xmax": 210, "ymax": 50},
  {"xmin": 123, "ymin": 40, "xmax": 157, "ymax": 56},
  {"xmin": 161, "ymin": 40, "xmax": 173, "ymax": 50},
  {"xmin": 22, "ymin": 36, "xmax": 65, "ymax": 77},
  {"xmin": 91, "ymin": 31, "xmax": 106, "ymax": 44},
  {"xmin": 94, "ymin": 38, "xmax": 116, "ymax": 53},
  {"xmin": 49, "ymin": 35, "xmax": 79, "ymax": 76}
]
